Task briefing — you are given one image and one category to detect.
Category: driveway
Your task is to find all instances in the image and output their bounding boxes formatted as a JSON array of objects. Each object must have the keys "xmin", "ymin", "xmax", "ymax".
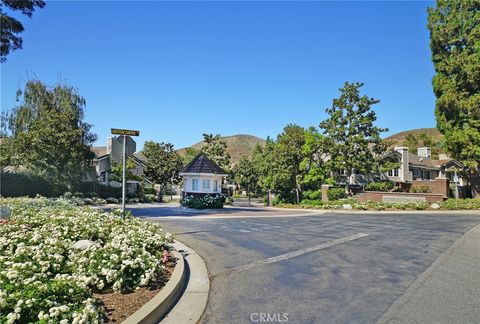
[{"xmin": 130, "ymin": 206, "xmax": 480, "ymax": 324}]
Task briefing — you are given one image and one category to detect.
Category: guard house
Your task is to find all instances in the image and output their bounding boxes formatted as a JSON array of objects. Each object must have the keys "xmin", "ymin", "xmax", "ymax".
[{"xmin": 180, "ymin": 153, "xmax": 228, "ymax": 199}]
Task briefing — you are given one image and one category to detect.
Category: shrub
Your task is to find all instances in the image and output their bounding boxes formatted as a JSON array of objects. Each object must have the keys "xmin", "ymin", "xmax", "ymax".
[
  {"xmin": 410, "ymin": 185, "xmax": 432, "ymax": 193},
  {"xmin": 144, "ymin": 187, "xmax": 156, "ymax": 195},
  {"xmin": 106, "ymin": 197, "xmax": 119, "ymax": 204},
  {"xmin": 302, "ymin": 190, "xmax": 322, "ymax": 200},
  {"xmin": 327, "ymin": 187, "xmax": 348, "ymax": 201},
  {"xmin": 182, "ymin": 194, "xmax": 226, "ymax": 209},
  {"xmin": 0, "ymin": 197, "xmax": 174, "ymax": 323},
  {"xmin": 440, "ymin": 198, "xmax": 480, "ymax": 210},
  {"xmin": 0, "ymin": 172, "xmax": 55, "ymax": 197},
  {"xmin": 365, "ymin": 181, "xmax": 395, "ymax": 192},
  {"xmin": 300, "ymin": 199, "xmax": 323, "ymax": 207},
  {"xmin": 143, "ymin": 194, "xmax": 156, "ymax": 203}
]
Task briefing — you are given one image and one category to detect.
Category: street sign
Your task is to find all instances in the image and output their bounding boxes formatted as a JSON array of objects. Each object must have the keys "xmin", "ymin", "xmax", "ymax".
[
  {"xmin": 111, "ymin": 128, "xmax": 140, "ymax": 136},
  {"xmin": 110, "ymin": 136, "xmax": 136, "ymax": 163}
]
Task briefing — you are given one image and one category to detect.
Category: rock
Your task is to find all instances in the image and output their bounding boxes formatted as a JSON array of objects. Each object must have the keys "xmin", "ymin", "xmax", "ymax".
[
  {"xmin": 73, "ymin": 240, "xmax": 99, "ymax": 251},
  {"xmin": 342, "ymin": 204, "xmax": 353, "ymax": 210},
  {"xmin": 431, "ymin": 203, "xmax": 440, "ymax": 209}
]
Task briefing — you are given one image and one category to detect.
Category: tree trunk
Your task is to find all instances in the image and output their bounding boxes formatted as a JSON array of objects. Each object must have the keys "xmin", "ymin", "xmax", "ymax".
[{"xmin": 469, "ymin": 169, "xmax": 480, "ymax": 198}]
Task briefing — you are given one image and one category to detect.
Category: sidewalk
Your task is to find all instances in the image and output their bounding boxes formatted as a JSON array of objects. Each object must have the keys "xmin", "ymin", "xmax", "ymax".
[{"xmin": 377, "ymin": 224, "xmax": 480, "ymax": 324}]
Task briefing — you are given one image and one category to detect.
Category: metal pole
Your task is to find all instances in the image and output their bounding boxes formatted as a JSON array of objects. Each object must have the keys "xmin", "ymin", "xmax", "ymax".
[
  {"xmin": 122, "ymin": 135, "xmax": 126, "ymax": 220},
  {"xmin": 455, "ymin": 171, "xmax": 459, "ymax": 209}
]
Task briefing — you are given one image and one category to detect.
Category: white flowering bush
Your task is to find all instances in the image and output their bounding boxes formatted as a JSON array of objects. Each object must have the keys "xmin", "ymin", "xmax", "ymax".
[{"xmin": 0, "ymin": 197, "xmax": 174, "ymax": 323}]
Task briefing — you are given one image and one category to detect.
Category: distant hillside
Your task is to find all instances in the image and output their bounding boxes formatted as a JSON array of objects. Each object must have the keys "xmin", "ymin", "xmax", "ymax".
[
  {"xmin": 384, "ymin": 128, "xmax": 445, "ymax": 156},
  {"xmin": 177, "ymin": 134, "xmax": 266, "ymax": 165}
]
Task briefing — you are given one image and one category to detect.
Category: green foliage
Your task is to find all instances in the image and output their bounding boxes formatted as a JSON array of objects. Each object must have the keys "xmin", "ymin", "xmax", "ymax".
[
  {"xmin": 440, "ymin": 198, "xmax": 480, "ymax": 210},
  {"xmin": 200, "ymin": 133, "xmax": 231, "ymax": 171},
  {"xmin": 365, "ymin": 181, "xmax": 395, "ymax": 192},
  {"xmin": 327, "ymin": 187, "xmax": 348, "ymax": 201},
  {"xmin": 0, "ymin": 0, "xmax": 46, "ymax": 62},
  {"xmin": 233, "ymin": 155, "xmax": 260, "ymax": 196},
  {"xmin": 428, "ymin": 1, "xmax": 480, "ymax": 190},
  {"xmin": 182, "ymin": 194, "xmax": 225, "ymax": 209},
  {"xmin": 4, "ymin": 80, "xmax": 97, "ymax": 190},
  {"xmin": 0, "ymin": 171, "xmax": 55, "ymax": 197},
  {"xmin": 410, "ymin": 185, "xmax": 432, "ymax": 193},
  {"xmin": 144, "ymin": 187, "xmax": 156, "ymax": 195},
  {"xmin": 142, "ymin": 141, "xmax": 183, "ymax": 195},
  {"xmin": 109, "ymin": 156, "xmax": 143, "ymax": 183},
  {"xmin": 299, "ymin": 127, "xmax": 329, "ymax": 190},
  {"xmin": 302, "ymin": 190, "xmax": 322, "ymax": 200},
  {"xmin": 77, "ymin": 181, "xmax": 122, "ymax": 198},
  {"xmin": 404, "ymin": 132, "xmax": 442, "ymax": 159},
  {"xmin": 319, "ymin": 82, "xmax": 388, "ymax": 191}
]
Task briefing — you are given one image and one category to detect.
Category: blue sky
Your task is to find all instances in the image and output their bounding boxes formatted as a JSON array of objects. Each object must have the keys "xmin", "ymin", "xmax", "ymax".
[{"xmin": 1, "ymin": 0, "xmax": 436, "ymax": 149}]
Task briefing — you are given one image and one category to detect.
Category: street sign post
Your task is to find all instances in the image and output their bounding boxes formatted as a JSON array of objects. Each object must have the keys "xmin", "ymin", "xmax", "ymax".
[{"xmin": 111, "ymin": 129, "xmax": 140, "ymax": 219}]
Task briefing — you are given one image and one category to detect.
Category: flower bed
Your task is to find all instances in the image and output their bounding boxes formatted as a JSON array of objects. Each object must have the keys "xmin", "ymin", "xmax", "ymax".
[
  {"xmin": 278, "ymin": 198, "xmax": 480, "ymax": 211},
  {"xmin": 0, "ymin": 197, "xmax": 173, "ymax": 323}
]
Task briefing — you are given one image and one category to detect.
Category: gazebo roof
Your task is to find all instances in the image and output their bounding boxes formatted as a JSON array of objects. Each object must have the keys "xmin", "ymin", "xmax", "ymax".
[{"xmin": 180, "ymin": 153, "xmax": 226, "ymax": 175}]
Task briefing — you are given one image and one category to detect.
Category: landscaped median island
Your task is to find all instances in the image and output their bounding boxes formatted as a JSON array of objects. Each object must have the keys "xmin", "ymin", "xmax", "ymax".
[
  {"xmin": 0, "ymin": 197, "xmax": 174, "ymax": 324},
  {"xmin": 276, "ymin": 198, "xmax": 480, "ymax": 211}
]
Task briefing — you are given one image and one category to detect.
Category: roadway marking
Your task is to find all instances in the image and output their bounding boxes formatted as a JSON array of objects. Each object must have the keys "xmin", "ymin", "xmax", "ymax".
[{"xmin": 228, "ymin": 232, "xmax": 370, "ymax": 274}]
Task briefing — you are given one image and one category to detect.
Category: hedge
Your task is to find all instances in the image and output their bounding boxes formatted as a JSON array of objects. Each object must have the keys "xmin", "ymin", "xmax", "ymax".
[
  {"xmin": 365, "ymin": 181, "xmax": 395, "ymax": 192},
  {"xmin": 0, "ymin": 172, "xmax": 55, "ymax": 197},
  {"xmin": 327, "ymin": 187, "xmax": 348, "ymax": 201}
]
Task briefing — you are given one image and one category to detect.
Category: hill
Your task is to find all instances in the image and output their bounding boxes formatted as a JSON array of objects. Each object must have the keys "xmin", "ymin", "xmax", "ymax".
[
  {"xmin": 384, "ymin": 127, "xmax": 445, "ymax": 156},
  {"xmin": 177, "ymin": 134, "xmax": 266, "ymax": 165}
]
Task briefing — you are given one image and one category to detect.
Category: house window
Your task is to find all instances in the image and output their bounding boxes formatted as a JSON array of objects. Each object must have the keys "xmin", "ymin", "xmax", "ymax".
[
  {"xmin": 394, "ymin": 169, "xmax": 399, "ymax": 177},
  {"xmin": 202, "ymin": 179, "xmax": 210, "ymax": 190},
  {"xmin": 192, "ymin": 179, "xmax": 199, "ymax": 191},
  {"xmin": 213, "ymin": 180, "xmax": 218, "ymax": 192}
]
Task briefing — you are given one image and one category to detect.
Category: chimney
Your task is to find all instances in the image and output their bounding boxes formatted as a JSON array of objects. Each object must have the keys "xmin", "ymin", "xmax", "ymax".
[
  {"xmin": 394, "ymin": 146, "xmax": 410, "ymax": 182},
  {"xmin": 417, "ymin": 147, "xmax": 431, "ymax": 158},
  {"xmin": 107, "ymin": 137, "xmax": 113, "ymax": 154}
]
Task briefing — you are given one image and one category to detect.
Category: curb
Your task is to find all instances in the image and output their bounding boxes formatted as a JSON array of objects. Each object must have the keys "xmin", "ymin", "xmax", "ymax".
[
  {"xmin": 161, "ymin": 240, "xmax": 210, "ymax": 324},
  {"xmin": 122, "ymin": 249, "xmax": 187, "ymax": 324}
]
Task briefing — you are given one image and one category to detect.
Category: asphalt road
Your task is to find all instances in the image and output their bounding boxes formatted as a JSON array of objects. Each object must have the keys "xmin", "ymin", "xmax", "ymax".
[{"xmin": 130, "ymin": 207, "xmax": 480, "ymax": 324}]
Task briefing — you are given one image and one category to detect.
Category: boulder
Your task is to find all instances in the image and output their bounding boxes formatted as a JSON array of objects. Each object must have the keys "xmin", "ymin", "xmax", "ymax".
[
  {"xmin": 431, "ymin": 203, "xmax": 440, "ymax": 209},
  {"xmin": 342, "ymin": 204, "xmax": 353, "ymax": 210},
  {"xmin": 73, "ymin": 240, "xmax": 99, "ymax": 251}
]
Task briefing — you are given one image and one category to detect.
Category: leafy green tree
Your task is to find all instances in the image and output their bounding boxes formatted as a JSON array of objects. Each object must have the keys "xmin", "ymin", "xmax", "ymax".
[
  {"xmin": 1, "ymin": 0, "xmax": 46, "ymax": 62},
  {"xmin": 5, "ymin": 80, "xmax": 97, "ymax": 192},
  {"xmin": 299, "ymin": 127, "xmax": 329, "ymax": 190},
  {"xmin": 182, "ymin": 147, "xmax": 199, "ymax": 166},
  {"xmin": 233, "ymin": 155, "xmax": 259, "ymax": 204},
  {"xmin": 109, "ymin": 156, "xmax": 143, "ymax": 183},
  {"xmin": 319, "ymin": 82, "xmax": 387, "ymax": 194},
  {"xmin": 428, "ymin": 0, "xmax": 480, "ymax": 196},
  {"xmin": 200, "ymin": 133, "xmax": 231, "ymax": 171},
  {"xmin": 142, "ymin": 141, "xmax": 183, "ymax": 197}
]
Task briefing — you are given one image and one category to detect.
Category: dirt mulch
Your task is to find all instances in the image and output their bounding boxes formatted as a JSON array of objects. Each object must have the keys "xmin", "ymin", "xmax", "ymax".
[{"xmin": 94, "ymin": 257, "xmax": 176, "ymax": 323}]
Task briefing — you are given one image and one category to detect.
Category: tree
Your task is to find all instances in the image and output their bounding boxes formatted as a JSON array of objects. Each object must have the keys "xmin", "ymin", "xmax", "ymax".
[
  {"xmin": 142, "ymin": 141, "xmax": 183, "ymax": 198},
  {"xmin": 200, "ymin": 133, "xmax": 231, "ymax": 171},
  {"xmin": 1, "ymin": 0, "xmax": 46, "ymax": 62},
  {"xmin": 299, "ymin": 127, "xmax": 329, "ymax": 190},
  {"xmin": 319, "ymin": 82, "xmax": 387, "ymax": 194},
  {"xmin": 109, "ymin": 156, "xmax": 142, "ymax": 183},
  {"xmin": 274, "ymin": 124, "xmax": 306, "ymax": 203},
  {"xmin": 4, "ymin": 80, "xmax": 97, "ymax": 192},
  {"xmin": 428, "ymin": 0, "xmax": 480, "ymax": 196},
  {"xmin": 182, "ymin": 147, "xmax": 199, "ymax": 166},
  {"xmin": 233, "ymin": 155, "xmax": 259, "ymax": 205}
]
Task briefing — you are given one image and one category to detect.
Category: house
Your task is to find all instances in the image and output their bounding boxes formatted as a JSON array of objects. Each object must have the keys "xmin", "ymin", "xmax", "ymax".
[
  {"xmin": 179, "ymin": 153, "xmax": 227, "ymax": 199},
  {"xmin": 91, "ymin": 137, "xmax": 151, "ymax": 194},
  {"xmin": 384, "ymin": 147, "xmax": 467, "ymax": 185}
]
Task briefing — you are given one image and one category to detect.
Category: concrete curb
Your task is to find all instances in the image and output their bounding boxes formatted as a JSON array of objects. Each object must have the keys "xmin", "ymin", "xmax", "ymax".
[
  {"xmin": 161, "ymin": 240, "xmax": 210, "ymax": 324},
  {"xmin": 122, "ymin": 249, "xmax": 186, "ymax": 324}
]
